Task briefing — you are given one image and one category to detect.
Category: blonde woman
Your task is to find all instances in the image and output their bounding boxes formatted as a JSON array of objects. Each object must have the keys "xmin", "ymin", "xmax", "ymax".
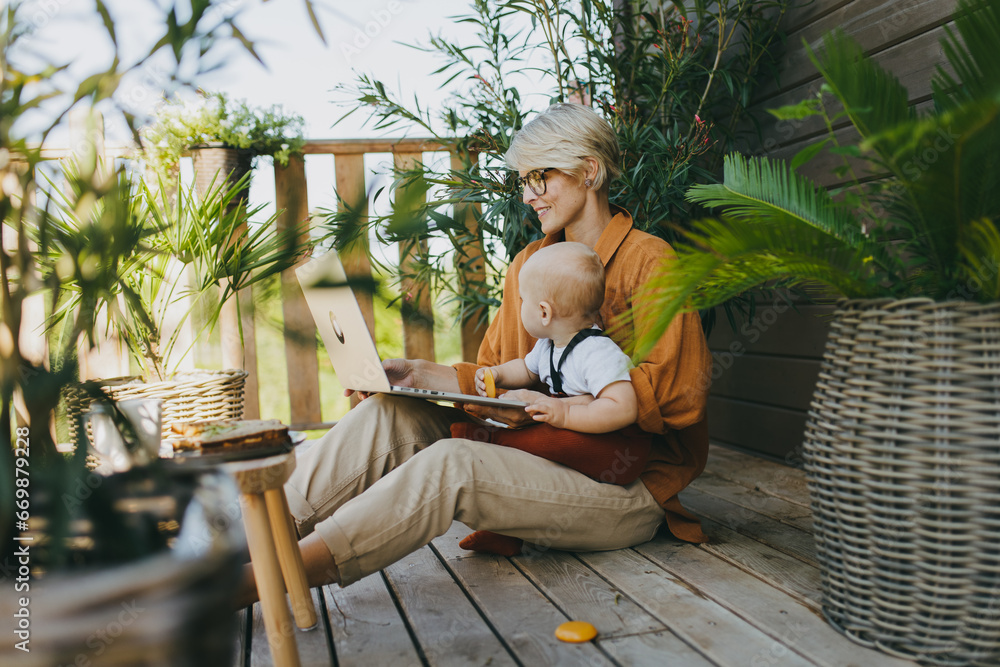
[{"xmin": 238, "ymin": 103, "xmax": 711, "ymax": 603}]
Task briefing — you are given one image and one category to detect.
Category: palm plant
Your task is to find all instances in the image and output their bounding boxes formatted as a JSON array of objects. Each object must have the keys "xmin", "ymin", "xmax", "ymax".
[
  {"xmin": 635, "ymin": 0, "xmax": 1000, "ymax": 357},
  {"xmin": 36, "ymin": 168, "xmax": 307, "ymax": 381}
]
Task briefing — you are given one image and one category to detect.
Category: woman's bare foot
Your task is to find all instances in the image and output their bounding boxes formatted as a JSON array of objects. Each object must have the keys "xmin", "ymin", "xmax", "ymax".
[{"xmin": 232, "ymin": 533, "xmax": 341, "ymax": 610}]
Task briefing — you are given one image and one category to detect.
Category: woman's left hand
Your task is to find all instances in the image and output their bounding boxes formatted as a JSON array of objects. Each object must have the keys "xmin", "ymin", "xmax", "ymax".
[{"xmin": 462, "ymin": 388, "xmax": 548, "ymax": 428}]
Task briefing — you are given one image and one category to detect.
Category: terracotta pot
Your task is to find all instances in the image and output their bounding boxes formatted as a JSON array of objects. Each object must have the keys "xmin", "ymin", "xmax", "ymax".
[{"xmin": 189, "ymin": 143, "xmax": 252, "ymax": 208}]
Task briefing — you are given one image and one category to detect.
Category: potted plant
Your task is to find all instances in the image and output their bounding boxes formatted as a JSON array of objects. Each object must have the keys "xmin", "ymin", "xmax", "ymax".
[
  {"xmin": 39, "ymin": 164, "xmax": 310, "ymax": 444},
  {"xmin": 141, "ymin": 91, "xmax": 306, "ymax": 197},
  {"xmin": 634, "ymin": 0, "xmax": 1000, "ymax": 664}
]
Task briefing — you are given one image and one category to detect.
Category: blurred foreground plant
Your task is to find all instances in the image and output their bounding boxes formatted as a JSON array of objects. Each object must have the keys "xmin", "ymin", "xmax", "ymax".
[{"xmin": 0, "ymin": 0, "xmax": 320, "ymax": 570}]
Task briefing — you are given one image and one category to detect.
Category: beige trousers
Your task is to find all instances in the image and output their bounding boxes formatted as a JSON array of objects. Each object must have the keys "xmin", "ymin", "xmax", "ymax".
[{"xmin": 283, "ymin": 394, "xmax": 664, "ymax": 586}]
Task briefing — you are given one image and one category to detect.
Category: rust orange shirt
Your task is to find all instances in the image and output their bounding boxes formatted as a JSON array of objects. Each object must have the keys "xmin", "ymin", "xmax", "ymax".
[{"xmin": 455, "ymin": 208, "xmax": 712, "ymax": 543}]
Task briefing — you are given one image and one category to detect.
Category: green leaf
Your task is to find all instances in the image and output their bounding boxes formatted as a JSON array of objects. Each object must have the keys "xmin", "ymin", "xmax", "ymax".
[
  {"xmin": 94, "ymin": 0, "xmax": 117, "ymax": 47},
  {"xmin": 790, "ymin": 138, "xmax": 831, "ymax": 170},
  {"xmin": 828, "ymin": 145, "xmax": 862, "ymax": 157},
  {"xmin": 810, "ymin": 30, "xmax": 913, "ymax": 147},
  {"xmin": 231, "ymin": 25, "xmax": 264, "ymax": 68},
  {"xmin": 302, "ymin": 0, "xmax": 327, "ymax": 45},
  {"xmin": 767, "ymin": 98, "xmax": 821, "ymax": 121}
]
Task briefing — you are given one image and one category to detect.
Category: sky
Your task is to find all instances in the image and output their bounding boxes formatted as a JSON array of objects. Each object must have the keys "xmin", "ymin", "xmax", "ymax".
[{"xmin": 14, "ymin": 0, "xmax": 550, "ymax": 261}]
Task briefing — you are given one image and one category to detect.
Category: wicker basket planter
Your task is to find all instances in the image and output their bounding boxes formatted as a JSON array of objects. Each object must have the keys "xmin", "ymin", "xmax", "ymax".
[
  {"xmin": 66, "ymin": 369, "xmax": 248, "ymax": 444},
  {"xmin": 803, "ymin": 298, "xmax": 1000, "ymax": 666}
]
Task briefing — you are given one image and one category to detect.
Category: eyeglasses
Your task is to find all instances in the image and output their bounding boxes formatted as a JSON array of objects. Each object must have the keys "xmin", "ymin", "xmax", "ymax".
[{"xmin": 515, "ymin": 168, "xmax": 556, "ymax": 196}]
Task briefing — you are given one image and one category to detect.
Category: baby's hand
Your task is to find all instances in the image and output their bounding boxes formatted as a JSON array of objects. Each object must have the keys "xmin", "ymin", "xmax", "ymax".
[
  {"xmin": 474, "ymin": 367, "xmax": 499, "ymax": 397},
  {"xmin": 525, "ymin": 395, "xmax": 570, "ymax": 429}
]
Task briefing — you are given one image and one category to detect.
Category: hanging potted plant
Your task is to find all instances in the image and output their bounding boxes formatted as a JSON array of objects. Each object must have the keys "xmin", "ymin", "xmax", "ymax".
[
  {"xmin": 633, "ymin": 0, "xmax": 1000, "ymax": 664},
  {"xmin": 140, "ymin": 91, "xmax": 306, "ymax": 199}
]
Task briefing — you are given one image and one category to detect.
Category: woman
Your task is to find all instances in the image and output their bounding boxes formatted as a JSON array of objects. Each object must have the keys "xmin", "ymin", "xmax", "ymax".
[{"xmin": 240, "ymin": 103, "xmax": 712, "ymax": 600}]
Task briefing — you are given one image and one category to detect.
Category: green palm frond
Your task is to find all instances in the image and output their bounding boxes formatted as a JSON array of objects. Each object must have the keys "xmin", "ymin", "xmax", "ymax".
[
  {"xmin": 633, "ymin": 215, "xmax": 880, "ymax": 359},
  {"xmin": 810, "ymin": 30, "xmax": 913, "ymax": 148},
  {"xmin": 933, "ymin": 0, "xmax": 1000, "ymax": 108},
  {"xmin": 865, "ymin": 99, "xmax": 1000, "ymax": 289},
  {"xmin": 687, "ymin": 154, "xmax": 866, "ymax": 246},
  {"xmin": 958, "ymin": 217, "xmax": 1000, "ymax": 300}
]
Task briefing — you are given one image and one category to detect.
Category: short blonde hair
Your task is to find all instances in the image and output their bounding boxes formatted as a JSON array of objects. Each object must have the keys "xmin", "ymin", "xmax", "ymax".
[
  {"xmin": 522, "ymin": 243, "xmax": 605, "ymax": 319},
  {"xmin": 506, "ymin": 103, "xmax": 621, "ymax": 190}
]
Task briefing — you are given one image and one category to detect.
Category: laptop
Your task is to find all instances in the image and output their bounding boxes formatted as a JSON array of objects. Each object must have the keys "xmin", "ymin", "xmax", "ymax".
[{"xmin": 295, "ymin": 249, "xmax": 526, "ymax": 409}]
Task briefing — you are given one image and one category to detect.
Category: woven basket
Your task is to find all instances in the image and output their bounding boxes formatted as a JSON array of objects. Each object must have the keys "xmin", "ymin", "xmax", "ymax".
[
  {"xmin": 803, "ymin": 298, "xmax": 1000, "ymax": 666},
  {"xmin": 65, "ymin": 369, "xmax": 247, "ymax": 444}
]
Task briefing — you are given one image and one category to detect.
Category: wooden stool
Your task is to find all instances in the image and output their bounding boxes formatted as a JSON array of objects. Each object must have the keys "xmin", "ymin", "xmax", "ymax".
[{"xmin": 225, "ymin": 452, "xmax": 317, "ymax": 667}]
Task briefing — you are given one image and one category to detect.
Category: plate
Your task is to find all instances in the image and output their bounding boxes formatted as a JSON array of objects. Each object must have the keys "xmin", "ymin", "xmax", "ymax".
[{"xmin": 163, "ymin": 430, "xmax": 307, "ymax": 467}]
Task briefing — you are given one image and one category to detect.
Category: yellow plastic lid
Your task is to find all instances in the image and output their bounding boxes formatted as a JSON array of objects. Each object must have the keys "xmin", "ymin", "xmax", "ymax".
[{"xmin": 555, "ymin": 620, "xmax": 598, "ymax": 643}]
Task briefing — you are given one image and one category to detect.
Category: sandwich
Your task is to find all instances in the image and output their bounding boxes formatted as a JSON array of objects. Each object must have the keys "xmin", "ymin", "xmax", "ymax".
[{"xmin": 170, "ymin": 419, "xmax": 290, "ymax": 453}]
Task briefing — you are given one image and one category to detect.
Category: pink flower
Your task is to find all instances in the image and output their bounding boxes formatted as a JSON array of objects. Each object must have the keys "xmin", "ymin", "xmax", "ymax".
[{"xmin": 695, "ymin": 114, "xmax": 704, "ymax": 124}]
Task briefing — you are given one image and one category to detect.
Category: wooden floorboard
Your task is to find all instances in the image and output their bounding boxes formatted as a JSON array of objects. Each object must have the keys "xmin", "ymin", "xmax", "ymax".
[
  {"xmin": 706, "ymin": 446, "xmax": 812, "ymax": 507},
  {"xmin": 250, "ymin": 589, "xmax": 330, "ymax": 667},
  {"xmin": 232, "ymin": 607, "xmax": 249, "ymax": 667},
  {"xmin": 242, "ymin": 444, "xmax": 921, "ymax": 666},
  {"xmin": 431, "ymin": 523, "xmax": 613, "ymax": 666},
  {"xmin": 511, "ymin": 549, "xmax": 666, "ymax": 640},
  {"xmin": 383, "ymin": 541, "xmax": 517, "ymax": 666},
  {"xmin": 679, "ymin": 486, "xmax": 818, "ymax": 567},
  {"xmin": 324, "ymin": 571, "xmax": 423, "ymax": 666},
  {"xmin": 581, "ymin": 546, "xmax": 818, "ymax": 667},
  {"xmin": 690, "ymin": 471, "xmax": 814, "ymax": 533},
  {"xmin": 636, "ymin": 540, "xmax": 918, "ymax": 667}
]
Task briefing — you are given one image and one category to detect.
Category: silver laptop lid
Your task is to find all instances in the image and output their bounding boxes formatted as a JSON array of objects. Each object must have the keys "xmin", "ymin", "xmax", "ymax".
[{"xmin": 295, "ymin": 250, "xmax": 393, "ymax": 394}]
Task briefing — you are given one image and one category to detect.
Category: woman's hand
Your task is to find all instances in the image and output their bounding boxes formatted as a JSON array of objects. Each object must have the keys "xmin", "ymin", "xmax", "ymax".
[
  {"xmin": 462, "ymin": 388, "xmax": 548, "ymax": 428},
  {"xmin": 344, "ymin": 358, "xmax": 461, "ymax": 401}
]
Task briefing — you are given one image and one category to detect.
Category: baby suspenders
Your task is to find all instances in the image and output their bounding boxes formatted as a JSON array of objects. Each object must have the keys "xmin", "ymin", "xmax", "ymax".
[{"xmin": 548, "ymin": 328, "xmax": 605, "ymax": 397}]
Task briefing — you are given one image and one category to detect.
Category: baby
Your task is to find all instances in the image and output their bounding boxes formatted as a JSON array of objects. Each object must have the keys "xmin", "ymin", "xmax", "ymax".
[
  {"xmin": 452, "ymin": 242, "xmax": 652, "ymax": 556},
  {"xmin": 476, "ymin": 241, "xmax": 637, "ymax": 432}
]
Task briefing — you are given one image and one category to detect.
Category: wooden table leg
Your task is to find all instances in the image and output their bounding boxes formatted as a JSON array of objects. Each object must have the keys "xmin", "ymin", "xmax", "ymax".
[
  {"xmin": 265, "ymin": 487, "xmax": 318, "ymax": 630},
  {"xmin": 241, "ymin": 492, "xmax": 301, "ymax": 667}
]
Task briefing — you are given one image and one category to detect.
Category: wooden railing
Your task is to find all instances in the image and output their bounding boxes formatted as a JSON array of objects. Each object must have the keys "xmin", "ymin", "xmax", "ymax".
[
  {"xmin": 273, "ymin": 139, "xmax": 488, "ymax": 429},
  {"xmin": 19, "ymin": 127, "xmax": 490, "ymax": 433}
]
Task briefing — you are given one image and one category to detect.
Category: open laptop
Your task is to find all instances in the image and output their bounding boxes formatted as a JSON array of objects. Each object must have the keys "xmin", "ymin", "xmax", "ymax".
[{"xmin": 295, "ymin": 249, "xmax": 526, "ymax": 409}]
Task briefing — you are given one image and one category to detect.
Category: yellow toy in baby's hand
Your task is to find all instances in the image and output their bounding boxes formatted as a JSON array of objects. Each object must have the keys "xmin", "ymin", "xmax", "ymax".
[
  {"xmin": 555, "ymin": 620, "xmax": 598, "ymax": 643},
  {"xmin": 483, "ymin": 368, "xmax": 496, "ymax": 398}
]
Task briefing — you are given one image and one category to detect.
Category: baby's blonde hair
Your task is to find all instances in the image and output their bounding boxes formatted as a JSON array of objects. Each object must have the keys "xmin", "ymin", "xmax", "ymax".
[
  {"xmin": 505, "ymin": 103, "xmax": 621, "ymax": 190},
  {"xmin": 521, "ymin": 243, "xmax": 605, "ymax": 320}
]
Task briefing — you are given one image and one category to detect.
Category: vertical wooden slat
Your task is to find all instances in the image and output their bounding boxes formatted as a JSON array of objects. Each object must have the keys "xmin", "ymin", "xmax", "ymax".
[
  {"xmin": 275, "ymin": 156, "xmax": 322, "ymax": 426},
  {"xmin": 335, "ymin": 153, "xmax": 373, "ymax": 409},
  {"xmin": 334, "ymin": 153, "xmax": 375, "ymax": 337},
  {"xmin": 69, "ymin": 112, "xmax": 130, "ymax": 381},
  {"xmin": 450, "ymin": 149, "xmax": 487, "ymax": 363},
  {"xmin": 393, "ymin": 151, "xmax": 435, "ymax": 362}
]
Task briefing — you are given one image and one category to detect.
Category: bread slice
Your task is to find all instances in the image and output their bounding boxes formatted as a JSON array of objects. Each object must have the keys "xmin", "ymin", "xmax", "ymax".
[{"xmin": 170, "ymin": 419, "xmax": 289, "ymax": 452}]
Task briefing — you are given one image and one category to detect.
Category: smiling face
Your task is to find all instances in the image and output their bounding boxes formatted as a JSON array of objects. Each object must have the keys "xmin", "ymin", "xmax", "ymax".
[{"xmin": 520, "ymin": 167, "xmax": 590, "ymax": 237}]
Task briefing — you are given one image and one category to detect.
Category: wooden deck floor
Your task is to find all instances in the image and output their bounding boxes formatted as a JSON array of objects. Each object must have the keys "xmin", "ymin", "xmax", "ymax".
[{"xmin": 233, "ymin": 444, "xmax": 919, "ymax": 667}]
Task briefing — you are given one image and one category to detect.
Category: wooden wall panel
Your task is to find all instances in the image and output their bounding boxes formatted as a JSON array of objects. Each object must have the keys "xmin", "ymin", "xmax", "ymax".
[{"xmin": 711, "ymin": 0, "xmax": 956, "ymax": 458}]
